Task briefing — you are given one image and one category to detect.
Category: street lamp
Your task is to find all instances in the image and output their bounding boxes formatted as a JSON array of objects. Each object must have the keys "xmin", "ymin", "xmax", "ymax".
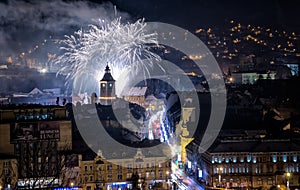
[
  {"xmin": 166, "ymin": 171, "xmax": 170, "ymax": 190},
  {"xmin": 286, "ymin": 172, "xmax": 291, "ymax": 190},
  {"xmin": 70, "ymin": 182, "xmax": 74, "ymax": 189},
  {"xmin": 218, "ymin": 167, "xmax": 223, "ymax": 187}
]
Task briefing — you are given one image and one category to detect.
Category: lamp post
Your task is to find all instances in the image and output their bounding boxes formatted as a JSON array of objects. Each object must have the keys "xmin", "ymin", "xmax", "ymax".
[
  {"xmin": 166, "ymin": 171, "xmax": 170, "ymax": 190},
  {"xmin": 286, "ymin": 172, "xmax": 291, "ymax": 190},
  {"xmin": 70, "ymin": 182, "xmax": 74, "ymax": 189},
  {"xmin": 218, "ymin": 167, "xmax": 223, "ymax": 187}
]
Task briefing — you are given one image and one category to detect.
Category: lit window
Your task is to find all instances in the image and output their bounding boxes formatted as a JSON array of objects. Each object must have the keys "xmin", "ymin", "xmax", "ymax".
[
  {"xmin": 240, "ymin": 157, "xmax": 244, "ymax": 163},
  {"xmin": 218, "ymin": 157, "xmax": 222, "ymax": 163},
  {"xmin": 127, "ymin": 164, "xmax": 132, "ymax": 169},
  {"xmin": 233, "ymin": 156, "xmax": 237, "ymax": 163},
  {"xmin": 258, "ymin": 178, "xmax": 262, "ymax": 185},
  {"xmin": 283, "ymin": 155, "xmax": 287, "ymax": 163},
  {"xmin": 109, "ymin": 83, "xmax": 113, "ymax": 88},
  {"xmin": 247, "ymin": 155, "xmax": 251, "ymax": 162},
  {"xmin": 272, "ymin": 155, "xmax": 277, "ymax": 163},
  {"xmin": 102, "ymin": 83, "xmax": 106, "ymax": 88},
  {"xmin": 293, "ymin": 155, "xmax": 297, "ymax": 162},
  {"xmin": 225, "ymin": 157, "xmax": 229, "ymax": 163},
  {"xmin": 127, "ymin": 173, "xmax": 132, "ymax": 179}
]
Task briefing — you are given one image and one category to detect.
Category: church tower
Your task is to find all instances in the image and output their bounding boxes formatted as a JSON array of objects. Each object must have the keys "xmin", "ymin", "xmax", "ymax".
[{"xmin": 99, "ymin": 64, "xmax": 115, "ymax": 105}]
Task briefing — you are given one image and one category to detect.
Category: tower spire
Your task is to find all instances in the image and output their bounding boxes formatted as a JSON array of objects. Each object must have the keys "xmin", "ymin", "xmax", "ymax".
[{"xmin": 105, "ymin": 62, "xmax": 110, "ymax": 73}]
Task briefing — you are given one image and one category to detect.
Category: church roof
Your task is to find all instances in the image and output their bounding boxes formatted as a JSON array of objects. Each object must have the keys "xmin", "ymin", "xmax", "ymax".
[{"xmin": 101, "ymin": 65, "xmax": 115, "ymax": 81}]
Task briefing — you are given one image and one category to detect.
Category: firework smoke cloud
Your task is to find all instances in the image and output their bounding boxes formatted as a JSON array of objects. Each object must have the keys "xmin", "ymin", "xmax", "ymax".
[{"xmin": 0, "ymin": 0, "xmax": 129, "ymax": 59}]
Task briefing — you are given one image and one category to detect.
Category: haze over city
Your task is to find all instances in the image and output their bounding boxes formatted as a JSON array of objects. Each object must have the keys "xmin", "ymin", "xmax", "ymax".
[{"xmin": 0, "ymin": 1, "xmax": 300, "ymax": 190}]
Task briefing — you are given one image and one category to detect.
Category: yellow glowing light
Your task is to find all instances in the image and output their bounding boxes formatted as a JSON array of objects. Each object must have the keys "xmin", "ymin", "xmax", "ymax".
[
  {"xmin": 164, "ymin": 49, "xmax": 171, "ymax": 54},
  {"xmin": 233, "ymin": 39, "xmax": 240, "ymax": 44},
  {"xmin": 195, "ymin": 29, "xmax": 203, "ymax": 33},
  {"xmin": 6, "ymin": 57, "xmax": 13, "ymax": 63},
  {"xmin": 188, "ymin": 55, "xmax": 203, "ymax": 60},
  {"xmin": 40, "ymin": 68, "xmax": 47, "ymax": 73}
]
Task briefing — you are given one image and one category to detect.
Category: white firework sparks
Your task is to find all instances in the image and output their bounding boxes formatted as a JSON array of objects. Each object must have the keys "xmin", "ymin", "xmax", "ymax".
[{"xmin": 54, "ymin": 17, "xmax": 161, "ymax": 94}]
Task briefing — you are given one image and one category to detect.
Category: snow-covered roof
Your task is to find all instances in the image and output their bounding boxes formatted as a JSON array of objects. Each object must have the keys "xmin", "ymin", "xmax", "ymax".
[
  {"xmin": 125, "ymin": 87, "xmax": 147, "ymax": 96},
  {"xmin": 28, "ymin": 88, "xmax": 44, "ymax": 96}
]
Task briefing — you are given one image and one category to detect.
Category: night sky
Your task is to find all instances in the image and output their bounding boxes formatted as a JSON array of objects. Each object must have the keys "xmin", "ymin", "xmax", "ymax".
[
  {"xmin": 106, "ymin": 0, "xmax": 300, "ymax": 31},
  {"xmin": 0, "ymin": 0, "xmax": 299, "ymax": 63}
]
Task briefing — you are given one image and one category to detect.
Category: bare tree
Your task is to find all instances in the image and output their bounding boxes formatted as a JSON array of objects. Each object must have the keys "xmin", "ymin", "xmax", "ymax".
[{"xmin": 15, "ymin": 141, "xmax": 74, "ymax": 189}]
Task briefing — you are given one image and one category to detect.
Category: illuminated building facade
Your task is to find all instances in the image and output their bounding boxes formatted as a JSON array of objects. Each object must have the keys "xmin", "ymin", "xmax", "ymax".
[
  {"xmin": 176, "ymin": 99, "xmax": 196, "ymax": 164},
  {"xmin": 198, "ymin": 139, "xmax": 300, "ymax": 189},
  {"xmin": 123, "ymin": 87, "xmax": 147, "ymax": 107},
  {"xmin": 0, "ymin": 105, "xmax": 72, "ymax": 189},
  {"xmin": 78, "ymin": 149, "xmax": 172, "ymax": 190},
  {"xmin": 230, "ymin": 72, "xmax": 276, "ymax": 84}
]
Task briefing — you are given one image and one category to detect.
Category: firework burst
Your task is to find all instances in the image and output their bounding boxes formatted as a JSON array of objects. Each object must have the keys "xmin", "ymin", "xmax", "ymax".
[{"xmin": 54, "ymin": 17, "xmax": 161, "ymax": 94}]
